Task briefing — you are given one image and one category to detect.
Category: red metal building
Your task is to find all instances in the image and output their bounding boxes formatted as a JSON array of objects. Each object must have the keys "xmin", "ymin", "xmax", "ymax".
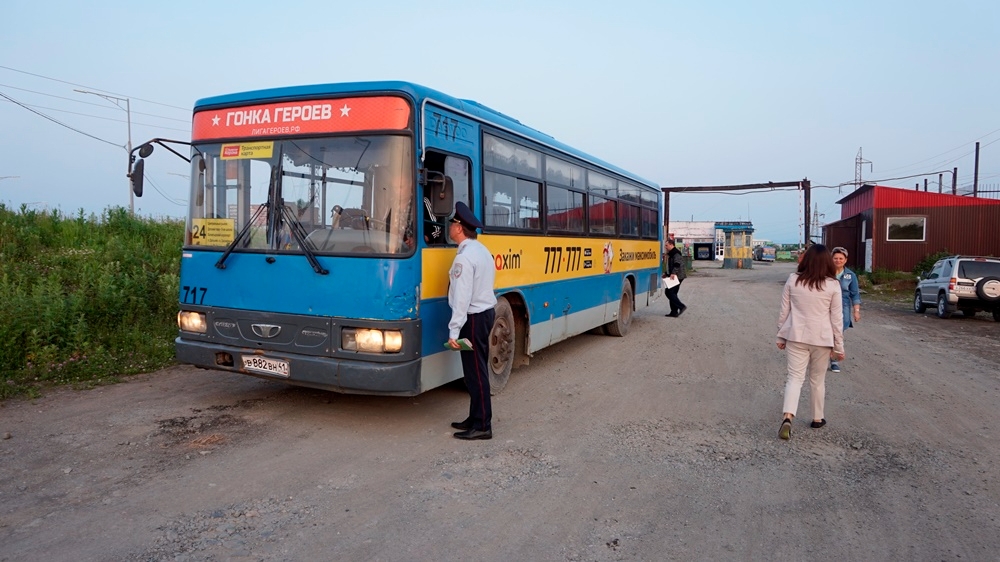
[{"xmin": 823, "ymin": 184, "xmax": 1000, "ymax": 272}]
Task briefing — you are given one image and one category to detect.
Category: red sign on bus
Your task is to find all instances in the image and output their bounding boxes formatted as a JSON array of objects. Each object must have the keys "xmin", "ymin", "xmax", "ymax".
[{"xmin": 191, "ymin": 96, "xmax": 411, "ymax": 140}]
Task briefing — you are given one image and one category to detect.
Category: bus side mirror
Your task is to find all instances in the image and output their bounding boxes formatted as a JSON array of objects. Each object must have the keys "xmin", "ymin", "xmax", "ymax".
[
  {"xmin": 192, "ymin": 154, "xmax": 206, "ymax": 206},
  {"xmin": 129, "ymin": 159, "xmax": 145, "ymax": 197}
]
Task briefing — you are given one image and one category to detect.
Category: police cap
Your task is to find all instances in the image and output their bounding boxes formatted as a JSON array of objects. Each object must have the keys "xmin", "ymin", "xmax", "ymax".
[{"xmin": 450, "ymin": 201, "xmax": 484, "ymax": 231}]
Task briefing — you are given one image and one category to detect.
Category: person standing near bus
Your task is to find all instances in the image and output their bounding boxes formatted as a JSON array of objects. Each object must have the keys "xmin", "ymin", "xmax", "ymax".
[
  {"xmin": 446, "ymin": 202, "xmax": 497, "ymax": 440},
  {"xmin": 663, "ymin": 239, "xmax": 687, "ymax": 317}
]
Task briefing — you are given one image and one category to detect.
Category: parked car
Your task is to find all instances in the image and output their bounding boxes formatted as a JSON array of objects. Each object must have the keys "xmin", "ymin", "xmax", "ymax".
[{"xmin": 913, "ymin": 256, "xmax": 1000, "ymax": 320}]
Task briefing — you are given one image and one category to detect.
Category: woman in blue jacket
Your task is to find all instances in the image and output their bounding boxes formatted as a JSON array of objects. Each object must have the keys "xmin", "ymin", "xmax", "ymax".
[{"xmin": 830, "ymin": 247, "xmax": 861, "ymax": 373}]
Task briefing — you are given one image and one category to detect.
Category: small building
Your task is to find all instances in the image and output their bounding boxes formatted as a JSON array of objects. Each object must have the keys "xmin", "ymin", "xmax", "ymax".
[
  {"xmin": 824, "ymin": 184, "xmax": 1000, "ymax": 272},
  {"xmin": 716, "ymin": 221, "xmax": 754, "ymax": 269},
  {"xmin": 668, "ymin": 220, "xmax": 717, "ymax": 260}
]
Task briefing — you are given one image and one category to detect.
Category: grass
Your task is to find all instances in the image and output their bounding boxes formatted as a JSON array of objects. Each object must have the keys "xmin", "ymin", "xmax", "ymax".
[
  {"xmin": 858, "ymin": 268, "xmax": 918, "ymax": 304},
  {"xmin": 0, "ymin": 204, "xmax": 183, "ymax": 399}
]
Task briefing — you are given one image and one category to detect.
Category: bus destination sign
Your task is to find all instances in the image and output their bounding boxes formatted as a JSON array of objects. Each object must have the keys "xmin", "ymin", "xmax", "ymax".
[{"xmin": 192, "ymin": 96, "xmax": 411, "ymax": 141}]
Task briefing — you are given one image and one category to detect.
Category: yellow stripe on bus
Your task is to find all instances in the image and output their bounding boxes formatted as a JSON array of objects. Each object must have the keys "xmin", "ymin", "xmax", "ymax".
[{"xmin": 421, "ymin": 235, "xmax": 660, "ymax": 300}]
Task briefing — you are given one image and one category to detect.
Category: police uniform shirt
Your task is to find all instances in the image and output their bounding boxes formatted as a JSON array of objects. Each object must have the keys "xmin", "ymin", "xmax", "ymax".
[{"xmin": 447, "ymin": 238, "xmax": 498, "ymax": 340}]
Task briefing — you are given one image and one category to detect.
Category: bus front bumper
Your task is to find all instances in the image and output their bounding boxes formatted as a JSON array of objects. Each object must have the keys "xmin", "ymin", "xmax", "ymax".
[{"xmin": 176, "ymin": 338, "xmax": 423, "ymax": 396}]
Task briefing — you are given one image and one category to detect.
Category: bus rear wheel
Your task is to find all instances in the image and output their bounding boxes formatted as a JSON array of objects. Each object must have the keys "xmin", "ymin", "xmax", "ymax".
[
  {"xmin": 605, "ymin": 280, "xmax": 633, "ymax": 337},
  {"xmin": 488, "ymin": 296, "xmax": 515, "ymax": 395}
]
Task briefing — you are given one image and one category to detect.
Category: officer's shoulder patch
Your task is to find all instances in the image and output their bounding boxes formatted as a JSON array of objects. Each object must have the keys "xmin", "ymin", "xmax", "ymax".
[{"xmin": 451, "ymin": 263, "xmax": 463, "ymax": 278}]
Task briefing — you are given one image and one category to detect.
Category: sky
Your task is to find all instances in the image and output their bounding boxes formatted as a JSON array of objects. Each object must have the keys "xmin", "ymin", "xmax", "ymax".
[{"xmin": 2, "ymin": 0, "xmax": 999, "ymax": 243}]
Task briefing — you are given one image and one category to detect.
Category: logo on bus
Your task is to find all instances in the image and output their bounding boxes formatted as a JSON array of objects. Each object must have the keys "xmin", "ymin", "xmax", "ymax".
[
  {"xmin": 602, "ymin": 242, "xmax": 614, "ymax": 273},
  {"xmin": 495, "ymin": 250, "xmax": 522, "ymax": 271}
]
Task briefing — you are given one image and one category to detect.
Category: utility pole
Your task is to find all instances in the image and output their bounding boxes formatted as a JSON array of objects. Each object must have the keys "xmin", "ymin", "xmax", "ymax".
[
  {"xmin": 75, "ymin": 90, "xmax": 133, "ymax": 215},
  {"xmin": 854, "ymin": 148, "xmax": 872, "ymax": 192},
  {"xmin": 974, "ymin": 141, "xmax": 980, "ymax": 197}
]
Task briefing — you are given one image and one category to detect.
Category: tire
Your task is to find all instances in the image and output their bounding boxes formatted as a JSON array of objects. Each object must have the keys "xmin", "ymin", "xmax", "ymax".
[
  {"xmin": 604, "ymin": 280, "xmax": 634, "ymax": 337},
  {"xmin": 936, "ymin": 293, "xmax": 953, "ymax": 319},
  {"xmin": 488, "ymin": 296, "xmax": 515, "ymax": 395},
  {"xmin": 913, "ymin": 290, "xmax": 927, "ymax": 313},
  {"xmin": 975, "ymin": 276, "xmax": 1000, "ymax": 302}
]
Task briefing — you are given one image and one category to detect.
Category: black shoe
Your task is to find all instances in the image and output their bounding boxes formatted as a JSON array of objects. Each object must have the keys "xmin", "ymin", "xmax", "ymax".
[
  {"xmin": 779, "ymin": 418, "xmax": 792, "ymax": 440},
  {"xmin": 450, "ymin": 418, "xmax": 473, "ymax": 430},
  {"xmin": 454, "ymin": 428, "xmax": 492, "ymax": 440},
  {"xmin": 676, "ymin": 305, "xmax": 687, "ymax": 317},
  {"xmin": 666, "ymin": 311, "xmax": 679, "ymax": 317},
  {"xmin": 810, "ymin": 419, "xmax": 827, "ymax": 429}
]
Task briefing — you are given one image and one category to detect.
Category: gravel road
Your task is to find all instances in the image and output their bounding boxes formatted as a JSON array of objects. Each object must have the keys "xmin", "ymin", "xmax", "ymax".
[{"xmin": 2, "ymin": 260, "xmax": 999, "ymax": 561}]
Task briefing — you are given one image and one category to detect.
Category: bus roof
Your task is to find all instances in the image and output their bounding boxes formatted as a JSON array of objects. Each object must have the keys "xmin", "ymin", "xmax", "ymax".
[{"xmin": 194, "ymin": 81, "xmax": 659, "ymax": 192}]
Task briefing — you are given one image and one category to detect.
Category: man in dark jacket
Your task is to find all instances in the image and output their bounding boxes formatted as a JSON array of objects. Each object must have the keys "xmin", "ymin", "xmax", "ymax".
[{"xmin": 664, "ymin": 239, "xmax": 687, "ymax": 317}]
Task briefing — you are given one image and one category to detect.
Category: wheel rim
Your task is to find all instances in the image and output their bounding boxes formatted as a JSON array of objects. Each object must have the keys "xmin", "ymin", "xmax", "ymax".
[
  {"xmin": 938, "ymin": 297, "xmax": 946, "ymax": 315},
  {"xmin": 619, "ymin": 290, "xmax": 633, "ymax": 325},
  {"xmin": 489, "ymin": 316, "xmax": 514, "ymax": 375},
  {"xmin": 914, "ymin": 291, "xmax": 921, "ymax": 311}
]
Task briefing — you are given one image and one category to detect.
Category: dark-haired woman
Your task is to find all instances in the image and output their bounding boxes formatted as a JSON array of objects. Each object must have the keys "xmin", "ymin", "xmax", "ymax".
[{"xmin": 775, "ymin": 244, "xmax": 845, "ymax": 440}]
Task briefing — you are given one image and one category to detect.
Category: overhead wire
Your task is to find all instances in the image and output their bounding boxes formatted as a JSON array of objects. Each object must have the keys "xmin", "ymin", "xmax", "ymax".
[
  {"xmin": 0, "ymin": 82, "xmax": 190, "ymax": 122},
  {"xmin": 0, "ymin": 100, "xmax": 190, "ymax": 133},
  {"xmin": 0, "ymin": 90, "xmax": 120, "ymax": 148},
  {"xmin": 0, "ymin": 64, "xmax": 189, "ymax": 111}
]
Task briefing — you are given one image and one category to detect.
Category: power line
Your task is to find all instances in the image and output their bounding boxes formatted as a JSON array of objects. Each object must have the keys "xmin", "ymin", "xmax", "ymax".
[
  {"xmin": 0, "ymin": 90, "xmax": 119, "ymax": 148},
  {"xmin": 873, "ymin": 126, "xmax": 1000, "ymax": 175},
  {"xmin": 0, "ymin": 64, "xmax": 189, "ymax": 111},
  {"xmin": 0, "ymin": 99, "xmax": 190, "ymax": 133},
  {"xmin": 142, "ymin": 173, "xmax": 187, "ymax": 207},
  {"xmin": 0, "ymin": 82, "xmax": 190, "ymax": 122}
]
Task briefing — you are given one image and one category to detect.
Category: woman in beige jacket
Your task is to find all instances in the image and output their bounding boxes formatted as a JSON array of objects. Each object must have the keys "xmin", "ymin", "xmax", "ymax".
[{"xmin": 776, "ymin": 244, "xmax": 845, "ymax": 440}]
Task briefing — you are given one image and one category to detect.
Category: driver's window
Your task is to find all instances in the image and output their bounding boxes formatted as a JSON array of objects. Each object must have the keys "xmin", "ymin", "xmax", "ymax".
[{"xmin": 422, "ymin": 153, "xmax": 471, "ymax": 245}]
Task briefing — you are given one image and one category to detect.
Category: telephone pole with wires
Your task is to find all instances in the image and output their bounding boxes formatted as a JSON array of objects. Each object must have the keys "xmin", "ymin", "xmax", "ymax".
[
  {"xmin": 74, "ymin": 89, "xmax": 133, "ymax": 215},
  {"xmin": 854, "ymin": 147, "xmax": 872, "ymax": 192}
]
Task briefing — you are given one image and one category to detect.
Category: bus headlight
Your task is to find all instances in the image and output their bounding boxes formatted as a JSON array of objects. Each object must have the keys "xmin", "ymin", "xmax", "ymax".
[
  {"xmin": 342, "ymin": 328, "xmax": 403, "ymax": 353},
  {"xmin": 178, "ymin": 311, "xmax": 207, "ymax": 333}
]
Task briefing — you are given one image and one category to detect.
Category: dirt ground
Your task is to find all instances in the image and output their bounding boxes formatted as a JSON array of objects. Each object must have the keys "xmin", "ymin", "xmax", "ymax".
[{"xmin": 2, "ymin": 260, "xmax": 1000, "ymax": 561}]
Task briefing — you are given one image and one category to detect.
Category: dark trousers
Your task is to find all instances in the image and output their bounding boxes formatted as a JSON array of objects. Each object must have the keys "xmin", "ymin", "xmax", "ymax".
[
  {"xmin": 666, "ymin": 280, "xmax": 685, "ymax": 313},
  {"xmin": 459, "ymin": 308, "xmax": 495, "ymax": 431}
]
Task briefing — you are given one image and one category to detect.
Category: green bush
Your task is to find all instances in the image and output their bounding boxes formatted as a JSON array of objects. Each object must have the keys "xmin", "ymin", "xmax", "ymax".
[
  {"xmin": 0, "ymin": 205, "xmax": 183, "ymax": 399},
  {"xmin": 912, "ymin": 249, "xmax": 952, "ymax": 276},
  {"xmin": 867, "ymin": 267, "xmax": 914, "ymax": 285}
]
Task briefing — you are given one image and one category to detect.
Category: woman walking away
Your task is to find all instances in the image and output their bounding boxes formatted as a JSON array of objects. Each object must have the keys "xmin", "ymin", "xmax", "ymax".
[
  {"xmin": 830, "ymin": 247, "xmax": 861, "ymax": 373},
  {"xmin": 776, "ymin": 244, "xmax": 845, "ymax": 440}
]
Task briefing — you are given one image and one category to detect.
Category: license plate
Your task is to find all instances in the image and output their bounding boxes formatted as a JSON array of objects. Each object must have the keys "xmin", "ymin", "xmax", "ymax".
[{"xmin": 241, "ymin": 355, "xmax": 290, "ymax": 377}]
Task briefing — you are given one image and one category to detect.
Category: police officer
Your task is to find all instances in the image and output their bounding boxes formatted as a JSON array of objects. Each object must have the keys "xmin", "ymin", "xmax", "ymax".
[{"xmin": 447, "ymin": 201, "xmax": 497, "ymax": 440}]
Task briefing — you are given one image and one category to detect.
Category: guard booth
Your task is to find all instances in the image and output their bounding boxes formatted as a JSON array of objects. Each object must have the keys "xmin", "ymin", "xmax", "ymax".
[{"xmin": 716, "ymin": 221, "xmax": 754, "ymax": 269}]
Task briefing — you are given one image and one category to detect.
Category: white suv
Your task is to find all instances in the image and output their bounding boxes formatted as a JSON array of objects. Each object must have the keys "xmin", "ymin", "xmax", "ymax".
[{"xmin": 913, "ymin": 256, "xmax": 1000, "ymax": 321}]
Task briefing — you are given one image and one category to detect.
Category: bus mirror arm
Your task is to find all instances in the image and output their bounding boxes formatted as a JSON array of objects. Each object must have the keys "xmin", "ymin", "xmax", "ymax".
[
  {"xmin": 129, "ymin": 138, "xmax": 196, "ymax": 165},
  {"xmin": 128, "ymin": 138, "xmax": 204, "ymax": 198},
  {"xmin": 419, "ymin": 169, "xmax": 445, "ymax": 187}
]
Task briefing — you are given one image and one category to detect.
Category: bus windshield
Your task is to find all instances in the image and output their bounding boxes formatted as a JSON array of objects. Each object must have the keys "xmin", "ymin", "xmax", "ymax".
[{"xmin": 187, "ymin": 134, "xmax": 414, "ymax": 256}]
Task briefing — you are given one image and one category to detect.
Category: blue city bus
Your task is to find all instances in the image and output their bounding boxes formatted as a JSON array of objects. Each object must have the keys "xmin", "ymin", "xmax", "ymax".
[{"xmin": 128, "ymin": 81, "xmax": 662, "ymax": 396}]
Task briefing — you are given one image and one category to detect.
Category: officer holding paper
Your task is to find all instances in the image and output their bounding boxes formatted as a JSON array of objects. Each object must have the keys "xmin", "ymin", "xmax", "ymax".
[{"xmin": 446, "ymin": 201, "xmax": 497, "ymax": 440}]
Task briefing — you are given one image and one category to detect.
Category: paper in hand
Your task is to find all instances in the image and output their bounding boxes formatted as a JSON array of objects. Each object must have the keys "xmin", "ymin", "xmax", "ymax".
[
  {"xmin": 664, "ymin": 277, "xmax": 680, "ymax": 289},
  {"xmin": 444, "ymin": 338, "xmax": 473, "ymax": 351}
]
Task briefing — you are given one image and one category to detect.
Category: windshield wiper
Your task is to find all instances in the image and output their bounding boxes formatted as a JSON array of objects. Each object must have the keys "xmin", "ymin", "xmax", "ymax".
[
  {"xmin": 215, "ymin": 203, "xmax": 268, "ymax": 269},
  {"xmin": 280, "ymin": 204, "xmax": 328, "ymax": 275},
  {"xmin": 216, "ymin": 166, "xmax": 329, "ymax": 275}
]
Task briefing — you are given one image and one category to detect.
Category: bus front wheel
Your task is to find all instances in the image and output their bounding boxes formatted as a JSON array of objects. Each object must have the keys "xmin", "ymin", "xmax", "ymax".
[
  {"xmin": 488, "ymin": 296, "xmax": 516, "ymax": 395},
  {"xmin": 605, "ymin": 280, "xmax": 633, "ymax": 337}
]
